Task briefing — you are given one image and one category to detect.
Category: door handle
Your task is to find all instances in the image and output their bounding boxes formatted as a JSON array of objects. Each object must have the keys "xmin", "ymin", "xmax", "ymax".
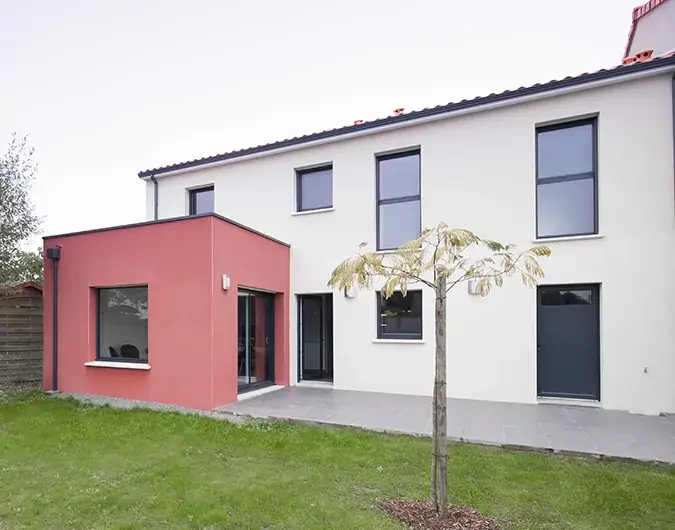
[{"xmin": 265, "ymin": 336, "xmax": 269, "ymax": 346}]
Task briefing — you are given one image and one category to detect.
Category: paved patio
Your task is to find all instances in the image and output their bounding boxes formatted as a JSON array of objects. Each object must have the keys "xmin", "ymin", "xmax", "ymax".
[{"xmin": 219, "ymin": 386, "xmax": 675, "ymax": 464}]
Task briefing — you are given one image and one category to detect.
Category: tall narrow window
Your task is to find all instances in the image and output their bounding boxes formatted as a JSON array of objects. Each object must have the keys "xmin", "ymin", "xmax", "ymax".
[
  {"xmin": 377, "ymin": 151, "xmax": 421, "ymax": 250},
  {"xmin": 189, "ymin": 186, "xmax": 214, "ymax": 215},
  {"xmin": 377, "ymin": 290, "xmax": 423, "ymax": 340},
  {"xmin": 536, "ymin": 119, "xmax": 597, "ymax": 238},
  {"xmin": 296, "ymin": 166, "xmax": 333, "ymax": 212},
  {"xmin": 97, "ymin": 286, "xmax": 148, "ymax": 362}
]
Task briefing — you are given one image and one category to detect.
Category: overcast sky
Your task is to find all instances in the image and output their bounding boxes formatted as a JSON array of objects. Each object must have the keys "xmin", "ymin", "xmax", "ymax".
[{"xmin": 2, "ymin": 0, "xmax": 639, "ymax": 247}]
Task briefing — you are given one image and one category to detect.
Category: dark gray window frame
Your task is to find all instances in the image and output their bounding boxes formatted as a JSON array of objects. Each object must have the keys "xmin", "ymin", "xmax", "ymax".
[
  {"xmin": 535, "ymin": 118, "xmax": 598, "ymax": 239},
  {"xmin": 376, "ymin": 150, "xmax": 422, "ymax": 251},
  {"xmin": 376, "ymin": 290, "xmax": 423, "ymax": 340},
  {"xmin": 189, "ymin": 185, "xmax": 215, "ymax": 215},
  {"xmin": 96, "ymin": 285, "xmax": 149, "ymax": 364},
  {"xmin": 296, "ymin": 165, "xmax": 333, "ymax": 212}
]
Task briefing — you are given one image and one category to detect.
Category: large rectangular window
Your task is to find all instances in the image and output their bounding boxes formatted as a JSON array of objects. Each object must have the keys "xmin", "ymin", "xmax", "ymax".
[
  {"xmin": 97, "ymin": 286, "xmax": 149, "ymax": 362},
  {"xmin": 296, "ymin": 166, "xmax": 333, "ymax": 212},
  {"xmin": 536, "ymin": 119, "xmax": 597, "ymax": 238},
  {"xmin": 377, "ymin": 290, "xmax": 422, "ymax": 340},
  {"xmin": 376, "ymin": 151, "xmax": 421, "ymax": 250},
  {"xmin": 189, "ymin": 186, "xmax": 214, "ymax": 215}
]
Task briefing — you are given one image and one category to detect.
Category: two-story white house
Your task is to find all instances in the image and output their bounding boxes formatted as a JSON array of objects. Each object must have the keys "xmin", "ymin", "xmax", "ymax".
[{"xmin": 134, "ymin": 51, "xmax": 675, "ymax": 415}]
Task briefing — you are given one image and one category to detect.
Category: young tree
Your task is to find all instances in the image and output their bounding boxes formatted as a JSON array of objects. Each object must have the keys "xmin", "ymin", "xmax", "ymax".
[
  {"xmin": 0, "ymin": 134, "xmax": 41, "ymax": 284},
  {"xmin": 328, "ymin": 223, "xmax": 550, "ymax": 515}
]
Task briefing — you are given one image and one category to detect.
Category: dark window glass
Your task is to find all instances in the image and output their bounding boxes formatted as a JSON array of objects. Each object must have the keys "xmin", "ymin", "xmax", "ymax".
[
  {"xmin": 97, "ymin": 287, "xmax": 149, "ymax": 362},
  {"xmin": 537, "ymin": 179, "xmax": 595, "ymax": 238},
  {"xmin": 541, "ymin": 289, "xmax": 592, "ymax": 306},
  {"xmin": 378, "ymin": 200, "xmax": 422, "ymax": 251},
  {"xmin": 189, "ymin": 186, "xmax": 214, "ymax": 215},
  {"xmin": 536, "ymin": 120, "xmax": 597, "ymax": 238},
  {"xmin": 297, "ymin": 166, "xmax": 332, "ymax": 211},
  {"xmin": 537, "ymin": 124, "xmax": 594, "ymax": 179},
  {"xmin": 377, "ymin": 151, "xmax": 421, "ymax": 250},
  {"xmin": 377, "ymin": 291, "xmax": 422, "ymax": 339},
  {"xmin": 378, "ymin": 154, "xmax": 420, "ymax": 200}
]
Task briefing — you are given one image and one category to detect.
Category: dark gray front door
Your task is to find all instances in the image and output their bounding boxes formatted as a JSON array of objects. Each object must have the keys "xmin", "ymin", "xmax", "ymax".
[{"xmin": 537, "ymin": 285, "xmax": 600, "ymax": 400}]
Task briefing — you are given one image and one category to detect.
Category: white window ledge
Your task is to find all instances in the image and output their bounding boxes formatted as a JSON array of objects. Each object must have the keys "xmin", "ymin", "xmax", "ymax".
[
  {"xmin": 291, "ymin": 207, "xmax": 334, "ymax": 217},
  {"xmin": 533, "ymin": 234, "xmax": 604, "ymax": 244},
  {"xmin": 372, "ymin": 339, "xmax": 425, "ymax": 344},
  {"xmin": 84, "ymin": 361, "xmax": 151, "ymax": 370}
]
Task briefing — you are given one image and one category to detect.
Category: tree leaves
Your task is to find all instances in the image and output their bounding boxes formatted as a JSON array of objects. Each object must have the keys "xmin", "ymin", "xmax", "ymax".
[
  {"xmin": 327, "ymin": 223, "xmax": 551, "ymax": 299},
  {"xmin": 0, "ymin": 134, "xmax": 41, "ymax": 284}
]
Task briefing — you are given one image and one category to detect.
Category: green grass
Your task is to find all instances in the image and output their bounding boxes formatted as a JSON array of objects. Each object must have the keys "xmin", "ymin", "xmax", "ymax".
[{"xmin": 0, "ymin": 392, "xmax": 673, "ymax": 529}]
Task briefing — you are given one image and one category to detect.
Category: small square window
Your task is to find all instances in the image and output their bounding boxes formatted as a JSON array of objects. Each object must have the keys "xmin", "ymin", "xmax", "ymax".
[
  {"xmin": 189, "ymin": 186, "xmax": 214, "ymax": 215},
  {"xmin": 377, "ymin": 290, "xmax": 422, "ymax": 340},
  {"xmin": 97, "ymin": 286, "xmax": 148, "ymax": 362},
  {"xmin": 296, "ymin": 166, "xmax": 333, "ymax": 212},
  {"xmin": 536, "ymin": 119, "xmax": 597, "ymax": 238}
]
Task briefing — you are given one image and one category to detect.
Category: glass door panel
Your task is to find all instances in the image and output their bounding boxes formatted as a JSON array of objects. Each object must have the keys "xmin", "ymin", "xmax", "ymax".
[{"xmin": 238, "ymin": 290, "xmax": 274, "ymax": 391}]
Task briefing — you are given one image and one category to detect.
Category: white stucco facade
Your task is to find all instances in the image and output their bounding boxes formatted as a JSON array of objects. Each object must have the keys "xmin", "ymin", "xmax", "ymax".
[{"xmin": 144, "ymin": 72, "xmax": 675, "ymax": 415}]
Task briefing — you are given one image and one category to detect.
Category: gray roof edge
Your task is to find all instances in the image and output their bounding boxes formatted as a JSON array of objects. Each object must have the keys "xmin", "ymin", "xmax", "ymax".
[
  {"xmin": 138, "ymin": 55, "xmax": 675, "ymax": 178},
  {"xmin": 43, "ymin": 213, "xmax": 290, "ymax": 248}
]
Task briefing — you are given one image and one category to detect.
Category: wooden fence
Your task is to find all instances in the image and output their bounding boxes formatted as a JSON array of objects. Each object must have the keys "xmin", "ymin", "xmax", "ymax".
[{"xmin": 0, "ymin": 282, "xmax": 43, "ymax": 384}]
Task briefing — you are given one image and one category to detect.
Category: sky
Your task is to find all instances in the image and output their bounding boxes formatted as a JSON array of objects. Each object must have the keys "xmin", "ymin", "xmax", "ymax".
[{"xmin": 1, "ymin": 0, "xmax": 641, "ymax": 248}]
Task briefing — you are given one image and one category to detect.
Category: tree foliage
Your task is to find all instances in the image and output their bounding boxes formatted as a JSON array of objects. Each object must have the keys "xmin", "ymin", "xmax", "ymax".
[
  {"xmin": 2, "ymin": 247, "xmax": 43, "ymax": 284},
  {"xmin": 328, "ymin": 222, "xmax": 550, "ymax": 515},
  {"xmin": 328, "ymin": 223, "xmax": 550, "ymax": 297},
  {"xmin": 0, "ymin": 135, "xmax": 41, "ymax": 284}
]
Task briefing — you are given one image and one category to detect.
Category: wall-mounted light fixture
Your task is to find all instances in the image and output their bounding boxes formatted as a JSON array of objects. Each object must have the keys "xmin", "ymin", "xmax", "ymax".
[
  {"xmin": 467, "ymin": 279, "xmax": 479, "ymax": 295},
  {"xmin": 222, "ymin": 274, "xmax": 231, "ymax": 291},
  {"xmin": 344, "ymin": 286, "xmax": 357, "ymax": 298}
]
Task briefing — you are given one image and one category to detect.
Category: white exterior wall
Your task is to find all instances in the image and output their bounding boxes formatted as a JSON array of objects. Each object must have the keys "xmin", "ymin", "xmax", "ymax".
[
  {"xmin": 629, "ymin": 0, "xmax": 675, "ymax": 57},
  {"xmin": 145, "ymin": 74, "xmax": 675, "ymax": 415}
]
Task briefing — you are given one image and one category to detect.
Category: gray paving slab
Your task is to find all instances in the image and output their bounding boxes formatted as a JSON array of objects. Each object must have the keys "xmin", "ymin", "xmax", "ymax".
[{"xmin": 219, "ymin": 387, "xmax": 675, "ymax": 464}]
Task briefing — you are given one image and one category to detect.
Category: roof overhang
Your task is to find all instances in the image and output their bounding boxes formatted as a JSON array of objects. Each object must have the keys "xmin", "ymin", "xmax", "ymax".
[{"xmin": 139, "ymin": 55, "xmax": 675, "ymax": 180}]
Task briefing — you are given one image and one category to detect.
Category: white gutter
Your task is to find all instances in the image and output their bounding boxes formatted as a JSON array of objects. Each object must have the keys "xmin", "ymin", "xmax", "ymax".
[{"xmin": 142, "ymin": 64, "xmax": 675, "ymax": 180}]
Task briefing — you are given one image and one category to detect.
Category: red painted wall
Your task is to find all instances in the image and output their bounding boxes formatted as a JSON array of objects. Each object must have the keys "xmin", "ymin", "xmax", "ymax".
[
  {"xmin": 211, "ymin": 219, "xmax": 290, "ymax": 407},
  {"xmin": 43, "ymin": 215, "xmax": 290, "ymax": 411}
]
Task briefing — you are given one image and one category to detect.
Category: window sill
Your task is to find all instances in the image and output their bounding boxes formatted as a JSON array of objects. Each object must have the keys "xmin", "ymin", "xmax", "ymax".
[
  {"xmin": 84, "ymin": 361, "xmax": 151, "ymax": 370},
  {"xmin": 533, "ymin": 234, "xmax": 604, "ymax": 244},
  {"xmin": 372, "ymin": 339, "xmax": 425, "ymax": 344},
  {"xmin": 291, "ymin": 207, "xmax": 334, "ymax": 217}
]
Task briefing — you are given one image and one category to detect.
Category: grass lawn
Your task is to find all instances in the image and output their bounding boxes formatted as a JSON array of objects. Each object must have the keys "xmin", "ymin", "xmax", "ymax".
[{"xmin": 0, "ymin": 392, "xmax": 674, "ymax": 529}]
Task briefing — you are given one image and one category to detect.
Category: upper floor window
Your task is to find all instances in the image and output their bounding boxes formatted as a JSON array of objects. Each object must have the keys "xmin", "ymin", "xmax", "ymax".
[
  {"xmin": 296, "ymin": 166, "xmax": 333, "ymax": 212},
  {"xmin": 376, "ymin": 151, "xmax": 421, "ymax": 250},
  {"xmin": 189, "ymin": 186, "xmax": 214, "ymax": 215},
  {"xmin": 536, "ymin": 119, "xmax": 597, "ymax": 238},
  {"xmin": 377, "ymin": 290, "xmax": 423, "ymax": 340}
]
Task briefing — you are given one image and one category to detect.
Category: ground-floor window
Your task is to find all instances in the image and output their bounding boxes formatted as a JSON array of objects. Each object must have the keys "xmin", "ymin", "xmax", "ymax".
[
  {"xmin": 377, "ymin": 290, "xmax": 422, "ymax": 340},
  {"xmin": 97, "ymin": 286, "xmax": 149, "ymax": 362}
]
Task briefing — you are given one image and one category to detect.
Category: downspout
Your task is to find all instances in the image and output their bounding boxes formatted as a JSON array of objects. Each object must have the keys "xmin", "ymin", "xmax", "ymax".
[
  {"xmin": 150, "ymin": 174, "xmax": 159, "ymax": 220},
  {"xmin": 46, "ymin": 247, "xmax": 61, "ymax": 391}
]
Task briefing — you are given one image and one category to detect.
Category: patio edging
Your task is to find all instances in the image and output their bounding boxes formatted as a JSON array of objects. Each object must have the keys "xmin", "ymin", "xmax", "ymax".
[{"xmin": 218, "ymin": 409, "xmax": 675, "ymax": 468}]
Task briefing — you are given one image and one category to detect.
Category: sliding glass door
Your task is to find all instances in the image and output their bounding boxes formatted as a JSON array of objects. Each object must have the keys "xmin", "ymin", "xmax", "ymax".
[{"xmin": 237, "ymin": 290, "xmax": 275, "ymax": 392}]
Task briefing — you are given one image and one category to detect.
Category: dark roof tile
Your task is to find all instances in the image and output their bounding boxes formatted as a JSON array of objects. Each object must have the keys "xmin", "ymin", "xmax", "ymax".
[{"xmin": 139, "ymin": 55, "xmax": 675, "ymax": 178}]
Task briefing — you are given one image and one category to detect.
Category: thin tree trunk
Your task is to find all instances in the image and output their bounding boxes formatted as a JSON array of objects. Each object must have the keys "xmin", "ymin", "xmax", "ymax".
[
  {"xmin": 431, "ymin": 360, "xmax": 438, "ymax": 510},
  {"xmin": 433, "ymin": 276, "xmax": 448, "ymax": 515}
]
